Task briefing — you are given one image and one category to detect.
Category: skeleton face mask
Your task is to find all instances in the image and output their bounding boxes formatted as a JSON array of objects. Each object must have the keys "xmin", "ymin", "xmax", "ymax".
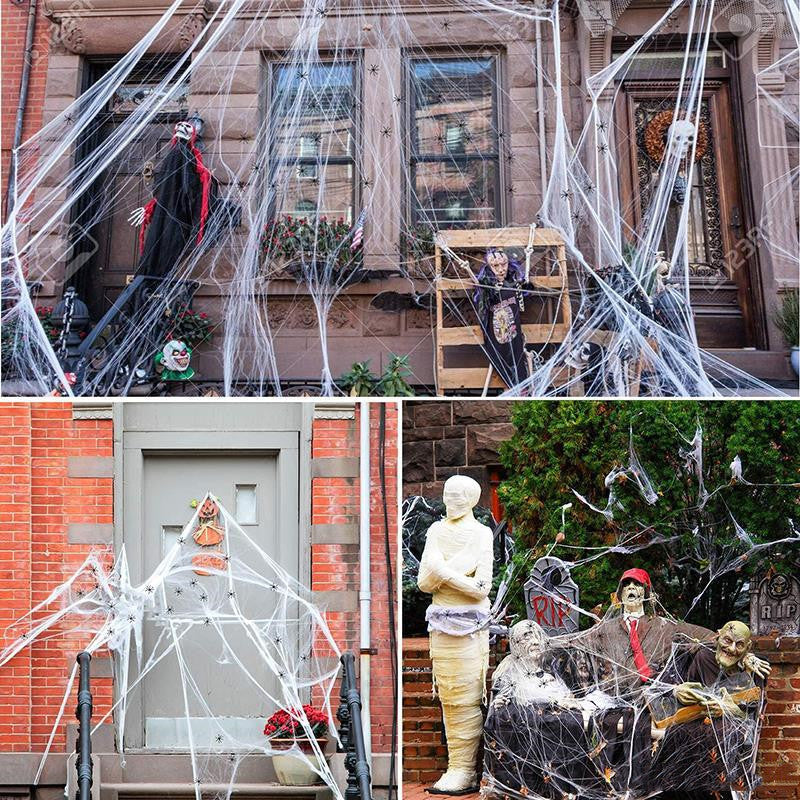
[
  {"xmin": 487, "ymin": 249, "xmax": 509, "ymax": 282},
  {"xmin": 174, "ymin": 121, "xmax": 195, "ymax": 141},
  {"xmin": 669, "ymin": 119, "xmax": 696, "ymax": 157},
  {"xmin": 620, "ymin": 579, "xmax": 646, "ymax": 615},
  {"xmin": 715, "ymin": 621, "xmax": 752, "ymax": 671}
]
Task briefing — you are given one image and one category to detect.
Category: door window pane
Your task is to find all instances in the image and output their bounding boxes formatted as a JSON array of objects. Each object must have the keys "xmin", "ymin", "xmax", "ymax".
[
  {"xmin": 409, "ymin": 57, "xmax": 501, "ymax": 227},
  {"xmin": 235, "ymin": 484, "xmax": 257, "ymax": 525},
  {"xmin": 162, "ymin": 525, "xmax": 184, "ymax": 556}
]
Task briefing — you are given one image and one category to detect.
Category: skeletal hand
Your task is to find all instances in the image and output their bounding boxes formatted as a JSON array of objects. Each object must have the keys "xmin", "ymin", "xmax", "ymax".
[
  {"xmin": 128, "ymin": 206, "xmax": 146, "ymax": 227},
  {"xmin": 742, "ymin": 652, "xmax": 771, "ymax": 679},
  {"xmin": 674, "ymin": 681, "xmax": 705, "ymax": 705}
]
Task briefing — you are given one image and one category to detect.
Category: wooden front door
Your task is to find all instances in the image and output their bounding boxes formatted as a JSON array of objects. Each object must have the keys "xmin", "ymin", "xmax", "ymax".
[
  {"xmin": 75, "ymin": 60, "xmax": 189, "ymax": 318},
  {"xmin": 616, "ymin": 61, "xmax": 763, "ymax": 349}
]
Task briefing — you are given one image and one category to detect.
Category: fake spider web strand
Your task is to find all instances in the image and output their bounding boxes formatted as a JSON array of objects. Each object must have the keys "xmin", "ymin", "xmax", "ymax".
[
  {"xmin": 0, "ymin": 494, "xmax": 345, "ymax": 799},
  {"xmin": 1, "ymin": 0, "xmax": 797, "ymax": 396}
]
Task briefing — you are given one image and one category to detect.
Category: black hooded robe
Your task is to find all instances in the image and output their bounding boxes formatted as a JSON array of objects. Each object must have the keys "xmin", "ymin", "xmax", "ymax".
[{"xmin": 135, "ymin": 137, "xmax": 214, "ymax": 280}]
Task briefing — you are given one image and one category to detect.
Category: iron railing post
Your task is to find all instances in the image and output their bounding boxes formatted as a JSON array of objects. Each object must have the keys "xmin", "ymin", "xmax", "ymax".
[
  {"xmin": 337, "ymin": 652, "xmax": 372, "ymax": 800},
  {"xmin": 75, "ymin": 651, "xmax": 93, "ymax": 800}
]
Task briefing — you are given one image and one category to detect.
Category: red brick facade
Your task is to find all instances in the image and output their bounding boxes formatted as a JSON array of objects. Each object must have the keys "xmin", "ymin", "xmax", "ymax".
[
  {"xmin": 0, "ymin": 402, "xmax": 115, "ymax": 753},
  {"xmin": 0, "ymin": 401, "xmax": 398, "ymax": 762},
  {"xmin": 1, "ymin": 0, "xmax": 51, "ymax": 216},
  {"xmin": 312, "ymin": 404, "xmax": 399, "ymax": 753}
]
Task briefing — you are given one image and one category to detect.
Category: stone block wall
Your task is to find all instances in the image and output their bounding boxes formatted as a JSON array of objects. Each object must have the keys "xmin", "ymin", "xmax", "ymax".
[{"xmin": 402, "ymin": 400, "xmax": 518, "ymax": 505}]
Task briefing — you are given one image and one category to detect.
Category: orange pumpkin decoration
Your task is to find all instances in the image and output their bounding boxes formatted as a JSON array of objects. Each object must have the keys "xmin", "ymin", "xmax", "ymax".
[
  {"xmin": 192, "ymin": 550, "xmax": 227, "ymax": 576},
  {"xmin": 193, "ymin": 521, "xmax": 225, "ymax": 546},
  {"xmin": 198, "ymin": 498, "xmax": 219, "ymax": 519}
]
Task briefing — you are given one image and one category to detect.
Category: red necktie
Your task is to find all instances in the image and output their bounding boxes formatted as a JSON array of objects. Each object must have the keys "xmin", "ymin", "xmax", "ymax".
[{"xmin": 629, "ymin": 618, "xmax": 652, "ymax": 681}]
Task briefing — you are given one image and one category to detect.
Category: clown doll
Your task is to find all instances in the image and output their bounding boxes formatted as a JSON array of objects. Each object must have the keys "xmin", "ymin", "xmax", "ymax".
[
  {"xmin": 155, "ymin": 339, "xmax": 194, "ymax": 381},
  {"xmin": 473, "ymin": 248, "xmax": 530, "ymax": 388}
]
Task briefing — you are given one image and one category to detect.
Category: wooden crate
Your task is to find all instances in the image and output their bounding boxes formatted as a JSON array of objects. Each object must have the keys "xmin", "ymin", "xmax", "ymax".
[{"xmin": 433, "ymin": 226, "xmax": 574, "ymax": 395}]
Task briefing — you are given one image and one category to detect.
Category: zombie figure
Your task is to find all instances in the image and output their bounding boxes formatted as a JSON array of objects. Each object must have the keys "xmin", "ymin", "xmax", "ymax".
[
  {"xmin": 129, "ymin": 120, "xmax": 215, "ymax": 279},
  {"xmin": 567, "ymin": 568, "xmax": 716, "ymax": 699},
  {"xmin": 485, "ymin": 621, "xmax": 613, "ymax": 799},
  {"xmin": 155, "ymin": 339, "xmax": 194, "ymax": 380},
  {"xmin": 648, "ymin": 621, "xmax": 769, "ymax": 796},
  {"xmin": 473, "ymin": 248, "xmax": 529, "ymax": 388}
]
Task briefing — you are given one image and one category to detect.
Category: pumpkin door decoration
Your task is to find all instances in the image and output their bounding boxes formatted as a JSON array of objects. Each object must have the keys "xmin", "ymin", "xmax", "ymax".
[{"xmin": 191, "ymin": 497, "xmax": 228, "ymax": 576}]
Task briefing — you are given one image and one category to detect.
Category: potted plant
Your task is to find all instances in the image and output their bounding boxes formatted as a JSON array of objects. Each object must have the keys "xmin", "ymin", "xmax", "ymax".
[
  {"xmin": 165, "ymin": 308, "xmax": 213, "ymax": 350},
  {"xmin": 264, "ymin": 704, "xmax": 329, "ymax": 785},
  {"xmin": 260, "ymin": 215, "xmax": 364, "ymax": 286},
  {"xmin": 338, "ymin": 361, "xmax": 379, "ymax": 396},
  {"xmin": 773, "ymin": 289, "xmax": 799, "ymax": 375}
]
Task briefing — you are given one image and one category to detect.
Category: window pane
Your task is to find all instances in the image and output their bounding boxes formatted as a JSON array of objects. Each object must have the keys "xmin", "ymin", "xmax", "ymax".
[
  {"xmin": 272, "ymin": 62, "xmax": 356, "ymax": 220},
  {"xmin": 410, "ymin": 57, "xmax": 500, "ymax": 226},
  {"xmin": 414, "ymin": 160, "xmax": 498, "ymax": 227},
  {"xmin": 108, "ymin": 61, "xmax": 190, "ymax": 115},
  {"xmin": 273, "ymin": 63, "xmax": 355, "ymax": 159},
  {"xmin": 411, "ymin": 58, "xmax": 498, "ymax": 157},
  {"xmin": 235, "ymin": 485, "xmax": 257, "ymax": 525},
  {"xmin": 274, "ymin": 163, "xmax": 355, "ymax": 222},
  {"xmin": 162, "ymin": 525, "xmax": 184, "ymax": 556}
]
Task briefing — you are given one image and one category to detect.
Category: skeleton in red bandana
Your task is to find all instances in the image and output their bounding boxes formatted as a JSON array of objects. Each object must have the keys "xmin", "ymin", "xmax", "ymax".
[
  {"xmin": 128, "ymin": 120, "xmax": 215, "ymax": 279},
  {"xmin": 566, "ymin": 569, "xmax": 770, "ymax": 700}
]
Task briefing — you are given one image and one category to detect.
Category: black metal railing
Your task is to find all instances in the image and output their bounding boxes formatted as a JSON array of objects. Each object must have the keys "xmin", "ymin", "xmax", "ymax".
[
  {"xmin": 336, "ymin": 652, "xmax": 372, "ymax": 800},
  {"xmin": 72, "ymin": 276, "xmax": 198, "ymax": 395},
  {"xmin": 75, "ymin": 651, "xmax": 93, "ymax": 800}
]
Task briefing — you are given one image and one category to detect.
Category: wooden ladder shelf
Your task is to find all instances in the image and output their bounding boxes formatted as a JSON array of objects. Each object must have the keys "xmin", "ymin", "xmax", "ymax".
[{"xmin": 434, "ymin": 226, "xmax": 576, "ymax": 395}]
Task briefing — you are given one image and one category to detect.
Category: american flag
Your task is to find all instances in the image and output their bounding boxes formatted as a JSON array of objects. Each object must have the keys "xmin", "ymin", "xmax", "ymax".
[{"xmin": 350, "ymin": 208, "xmax": 367, "ymax": 251}]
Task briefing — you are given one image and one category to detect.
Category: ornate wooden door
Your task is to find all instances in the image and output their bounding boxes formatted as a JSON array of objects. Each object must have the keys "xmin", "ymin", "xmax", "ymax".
[
  {"xmin": 74, "ymin": 60, "xmax": 189, "ymax": 319},
  {"xmin": 617, "ymin": 76, "xmax": 763, "ymax": 349}
]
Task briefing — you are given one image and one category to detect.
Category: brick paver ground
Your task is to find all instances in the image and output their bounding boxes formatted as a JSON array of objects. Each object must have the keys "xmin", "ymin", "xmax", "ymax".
[{"xmin": 403, "ymin": 783, "xmax": 480, "ymax": 800}]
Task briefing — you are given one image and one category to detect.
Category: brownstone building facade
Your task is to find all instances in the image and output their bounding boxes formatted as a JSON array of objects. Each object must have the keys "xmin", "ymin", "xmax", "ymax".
[{"xmin": 3, "ymin": 0, "xmax": 797, "ymax": 390}]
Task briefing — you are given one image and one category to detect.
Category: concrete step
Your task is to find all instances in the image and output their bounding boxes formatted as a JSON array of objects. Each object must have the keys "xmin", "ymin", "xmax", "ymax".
[{"xmin": 101, "ymin": 784, "xmax": 332, "ymax": 798}]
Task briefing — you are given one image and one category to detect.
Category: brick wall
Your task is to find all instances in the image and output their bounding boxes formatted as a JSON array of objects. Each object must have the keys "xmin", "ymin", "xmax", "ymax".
[
  {"xmin": 754, "ymin": 636, "xmax": 800, "ymax": 799},
  {"xmin": 0, "ymin": 402, "xmax": 115, "ymax": 753},
  {"xmin": 403, "ymin": 634, "xmax": 800, "ymax": 792},
  {"xmin": 310, "ymin": 404, "xmax": 399, "ymax": 754},
  {"xmin": 0, "ymin": 401, "xmax": 398, "ymax": 760},
  {"xmin": 402, "ymin": 401, "xmax": 516, "ymax": 506},
  {"xmin": 1, "ymin": 0, "xmax": 53, "ymax": 217}
]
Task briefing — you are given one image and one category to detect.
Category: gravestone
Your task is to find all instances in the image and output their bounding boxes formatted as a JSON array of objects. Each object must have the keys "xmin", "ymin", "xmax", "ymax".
[
  {"xmin": 524, "ymin": 556, "xmax": 579, "ymax": 635},
  {"xmin": 750, "ymin": 571, "xmax": 800, "ymax": 636}
]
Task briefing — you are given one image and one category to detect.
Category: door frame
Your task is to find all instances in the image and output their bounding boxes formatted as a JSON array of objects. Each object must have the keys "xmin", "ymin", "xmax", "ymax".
[
  {"xmin": 612, "ymin": 36, "xmax": 769, "ymax": 350},
  {"xmin": 112, "ymin": 402, "xmax": 314, "ymax": 751}
]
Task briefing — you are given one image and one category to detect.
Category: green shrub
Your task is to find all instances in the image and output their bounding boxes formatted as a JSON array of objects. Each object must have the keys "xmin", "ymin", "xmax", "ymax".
[{"xmin": 498, "ymin": 401, "xmax": 800, "ymax": 629}]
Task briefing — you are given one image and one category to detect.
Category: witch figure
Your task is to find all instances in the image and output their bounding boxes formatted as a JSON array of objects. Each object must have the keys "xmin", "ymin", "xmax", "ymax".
[
  {"xmin": 473, "ymin": 248, "xmax": 530, "ymax": 388},
  {"xmin": 129, "ymin": 119, "xmax": 216, "ymax": 279}
]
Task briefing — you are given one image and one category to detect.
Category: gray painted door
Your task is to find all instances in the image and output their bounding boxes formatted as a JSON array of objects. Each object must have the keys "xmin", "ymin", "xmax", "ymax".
[{"xmin": 138, "ymin": 452, "xmax": 296, "ymax": 750}]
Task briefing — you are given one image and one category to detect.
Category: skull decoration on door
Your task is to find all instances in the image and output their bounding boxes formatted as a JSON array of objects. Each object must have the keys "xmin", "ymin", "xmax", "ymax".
[{"xmin": 191, "ymin": 497, "xmax": 227, "ymax": 576}]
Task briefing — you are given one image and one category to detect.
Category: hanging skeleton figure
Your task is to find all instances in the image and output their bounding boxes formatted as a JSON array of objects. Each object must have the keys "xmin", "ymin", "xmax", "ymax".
[
  {"xmin": 473, "ymin": 249, "xmax": 530, "ymax": 388},
  {"xmin": 128, "ymin": 120, "xmax": 216, "ymax": 279}
]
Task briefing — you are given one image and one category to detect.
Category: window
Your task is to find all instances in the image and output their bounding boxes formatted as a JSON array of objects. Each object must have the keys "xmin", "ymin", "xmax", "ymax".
[
  {"xmin": 408, "ymin": 56, "xmax": 502, "ymax": 227},
  {"xmin": 271, "ymin": 62, "xmax": 357, "ymax": 223}
]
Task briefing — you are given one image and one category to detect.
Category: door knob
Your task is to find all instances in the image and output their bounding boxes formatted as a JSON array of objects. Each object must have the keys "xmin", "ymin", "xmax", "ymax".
[{"xmin": 730, "ymin": 205, "xmax": 743, "ymax": 233}]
